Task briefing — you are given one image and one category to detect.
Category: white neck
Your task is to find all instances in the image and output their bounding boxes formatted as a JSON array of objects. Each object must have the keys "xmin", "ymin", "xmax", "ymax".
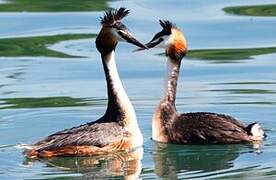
[
  {"xmin": 164, "ymin": 59, "xmax": 175, "ymax": 98},
  {"xmin": 104, "ymin": 51, "xmax": 143, "ymax": 147},
  {"xmin": 152, "ymin": 57, "xmax": 179, "ymax": 142},
  {"xmin": 164, "ymin": 57, "xmax": 180, "ymax": 103},
  {"xmin": 105, "ymin": 51, "xmax": 133, "ymax": 116}
]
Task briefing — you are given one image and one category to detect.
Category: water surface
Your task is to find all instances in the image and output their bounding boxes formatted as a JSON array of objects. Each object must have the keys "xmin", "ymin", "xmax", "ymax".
[{"xmin": 0, "ymin": 0, "xmax": 276, "ymax": 179}]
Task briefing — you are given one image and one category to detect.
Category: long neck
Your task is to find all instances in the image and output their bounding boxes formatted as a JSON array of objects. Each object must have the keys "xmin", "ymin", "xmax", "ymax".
[
  {"xmin": 152, "ymin": 57, "xmax": 180, "ymax": 142},
  {"xmin": 101, "ymin": 51, "xmax": 137, "ymax": 127},
  {"xmin": 162, "ymin": 57, "xmax": 181, "ymax": 106}
]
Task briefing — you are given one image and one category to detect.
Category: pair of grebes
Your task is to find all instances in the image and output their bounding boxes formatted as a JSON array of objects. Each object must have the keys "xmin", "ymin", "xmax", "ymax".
[{"xmin": 25, "ymin": 8, "xmax": 265, "ymax": 158}]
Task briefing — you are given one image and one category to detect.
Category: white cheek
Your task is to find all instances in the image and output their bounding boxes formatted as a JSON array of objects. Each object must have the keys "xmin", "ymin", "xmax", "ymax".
[
  {"xmin": 163, "ymin": 36, "xmax": 171, "ymax": 46},
  {"xmin": 111, "ymin": 29, "xmax": 125, "ymax": 41},
  {"xmin": 156, "ymin": 36, "xmax": 171, "ymax": 48}
]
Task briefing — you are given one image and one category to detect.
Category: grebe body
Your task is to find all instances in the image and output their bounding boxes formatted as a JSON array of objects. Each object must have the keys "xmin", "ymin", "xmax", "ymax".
[
  {"xmin": 143, "ymin": 20, "xmax": 265, "ymax": 144},
  {"xmin": 25, "ymin": 8, "xmax": 146, "ymax": 158}
]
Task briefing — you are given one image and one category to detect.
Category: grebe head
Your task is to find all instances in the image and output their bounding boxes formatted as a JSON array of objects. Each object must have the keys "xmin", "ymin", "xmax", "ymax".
[
  {"xmin": 96, "ymin": 7, "xmax": 147, "ymax": 55},
  {"xmin": 143, "ymin": 20, "xmax": 187, "ymax": 61}
]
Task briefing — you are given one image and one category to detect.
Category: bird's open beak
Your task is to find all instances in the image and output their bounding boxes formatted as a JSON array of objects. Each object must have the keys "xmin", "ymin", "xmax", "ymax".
[{"xmin": 120, "ymin": 31, "xmax": 148, "ymax": 49}]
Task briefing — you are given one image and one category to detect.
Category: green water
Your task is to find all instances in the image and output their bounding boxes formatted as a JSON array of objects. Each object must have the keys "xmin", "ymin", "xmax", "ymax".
[{"xmin": 0, "ymin": 0, "xmax": 276, "ymax": 179}]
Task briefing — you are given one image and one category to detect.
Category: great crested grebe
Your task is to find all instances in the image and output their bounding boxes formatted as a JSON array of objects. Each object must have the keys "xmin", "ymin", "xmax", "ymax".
[
  {"xmin": 24, "ymin": 8, "xmax": 147, "ymax": 158},
  {"xmin": 139, "ymin": 20, "xmax": 265, "ymax": 144}
]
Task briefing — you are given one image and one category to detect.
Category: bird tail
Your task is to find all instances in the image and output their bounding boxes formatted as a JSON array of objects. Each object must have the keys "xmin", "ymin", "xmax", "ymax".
[
  {"xmin": 24, "ymin": 149, "xmax": 38, "ymax": 158},
  {"xmin": 16, "ymin": 144, "xmax": 38, "ymax": 158},
  {"xmin": 246, "ymin": 123, "xmax": 266, "ymax": 141}
]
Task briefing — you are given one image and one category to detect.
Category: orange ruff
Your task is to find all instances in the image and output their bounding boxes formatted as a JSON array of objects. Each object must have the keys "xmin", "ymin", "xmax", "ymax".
[
  {"xmin": 25, "ymin": 138, "xmax": 132, "ymax": 158},
  {"xmin": 167, "ymin": 28, "xmax": 187, "ymax": 57}
]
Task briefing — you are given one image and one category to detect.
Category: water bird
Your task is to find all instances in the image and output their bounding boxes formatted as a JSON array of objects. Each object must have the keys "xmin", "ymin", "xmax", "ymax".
[
  {"xmin": 24, "ymin": 8, "xmax": 146, "ymax": 158},
  {"xmin": 139, "ymin": 20, "xmax": 265, "ymax": 144}
]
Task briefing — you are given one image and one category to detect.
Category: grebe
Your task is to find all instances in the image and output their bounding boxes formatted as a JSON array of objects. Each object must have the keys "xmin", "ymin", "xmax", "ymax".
[
  {"xmin": 25, "ymin": 8, "xmax": 146, "ymax": 158},
  {"xmin": 139, "ymin": 20, "xmax": 265, "ymax": 144}
]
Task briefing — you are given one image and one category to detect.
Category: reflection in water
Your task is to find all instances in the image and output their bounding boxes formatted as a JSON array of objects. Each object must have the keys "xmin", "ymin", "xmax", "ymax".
[
  {"xmin": 6, "ymin": 71, "xmax": 24, "ymax": 80},
  {"xmin": 24, "ymin": 147, "xmax": 143, "ymax": 179},
  {"xmin": 153, "ymin": 142, "xmax": 257, "ymax": 179}
]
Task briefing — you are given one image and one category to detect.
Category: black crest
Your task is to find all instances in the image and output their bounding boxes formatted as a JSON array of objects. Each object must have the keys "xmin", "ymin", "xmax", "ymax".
[
  {"xmin": 148, "ymin": 20, "xmax": 175, "ymax": 44},
  {"xmin": 159, "ymin": 20, "xmax": 176, "ymax": 34},
  {"xmin": 101, "ymin": 7, "xmax": 130, "ymax": 25}
]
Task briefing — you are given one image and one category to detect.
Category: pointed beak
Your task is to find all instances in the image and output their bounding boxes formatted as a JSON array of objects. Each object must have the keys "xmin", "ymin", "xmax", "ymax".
[
  {"xmin": 119, "ymin": 30, "xmax": 148, "ymax": 49},
  {"xmin": 146, "ymin": 39, "xmax": 162, "ymax": 48},
  {"xmin": 133, "ymin": 39, "xmax": 161, "ymax": 52}
]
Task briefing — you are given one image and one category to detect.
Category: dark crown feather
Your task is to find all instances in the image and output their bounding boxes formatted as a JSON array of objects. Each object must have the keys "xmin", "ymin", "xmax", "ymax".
[
  {"xmin": 101, "ymin": 7, "xmax": 130, "ymax": 25},
  {"xmin": 159, "ymin": 20, "xmax": 176, "ymax": 34}
]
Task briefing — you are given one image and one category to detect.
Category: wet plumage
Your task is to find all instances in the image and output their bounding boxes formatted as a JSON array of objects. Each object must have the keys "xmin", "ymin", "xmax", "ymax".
[
  {"xmin": 32, "ymin": 122, "xmax": 129, "ymax": 151},
  {"xmin": 24, "ymin": 7, "xmax": 145, "ymax": 158},
  {"xmin": 25, "ymin": 122, "xmax": 133, "ymax": 158},
  {"xmin": 168, "ymin": 112, "xmax": 254, "ymax": 144},
  {"xmin": 144, "ymin": 20, "xmax": 265, "ymax": 144}
]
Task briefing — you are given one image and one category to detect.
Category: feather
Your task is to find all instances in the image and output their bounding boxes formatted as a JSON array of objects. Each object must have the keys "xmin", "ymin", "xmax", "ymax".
[{"xmin": 101, "ymin": 7, "xmax": 129, "ymax": 25}]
